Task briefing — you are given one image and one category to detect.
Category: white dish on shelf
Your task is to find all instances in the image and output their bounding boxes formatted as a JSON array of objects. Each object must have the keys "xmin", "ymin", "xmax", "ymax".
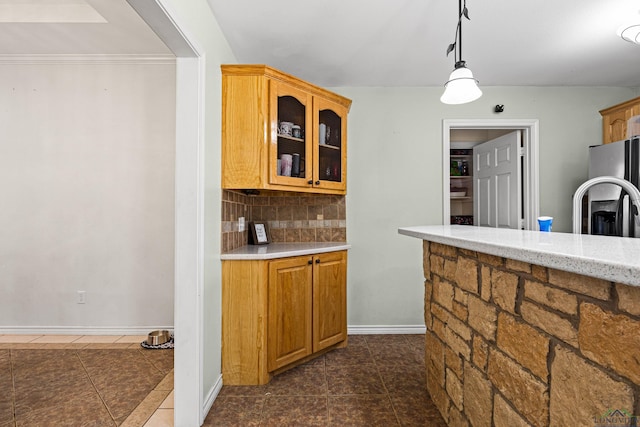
[{"xmin": 451, "ymin": 191, "xmax": 466, "ymax": 197}]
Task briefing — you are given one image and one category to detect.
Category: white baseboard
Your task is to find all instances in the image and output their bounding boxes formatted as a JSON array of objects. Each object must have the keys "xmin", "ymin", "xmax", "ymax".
[
  {"xmin": 347, "ymin": 325, "xmax": 426, "ymax": 335},
  {"xmin": 0, "ymin": 326, "xmax": 174, "ymax": 335},
  {"xmin": 1, "ymin": 325, "xmax": 426, "ymax": 336},
  {"xmin": 202, "ymin": 374, "xmax": 223, "ymax": 422}
]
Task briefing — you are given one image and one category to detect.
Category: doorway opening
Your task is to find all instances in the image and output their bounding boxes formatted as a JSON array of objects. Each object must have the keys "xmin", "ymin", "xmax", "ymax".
[
  {"xmin": 127, "ymin": 1, "xmax": 206, "ymax": 425},
  {"xmin": 442, "ymin": 119, "xmax": 540, "ymax": 230}
]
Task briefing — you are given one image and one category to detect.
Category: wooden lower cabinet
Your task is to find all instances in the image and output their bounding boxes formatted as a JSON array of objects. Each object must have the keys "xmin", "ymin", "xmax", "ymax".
[
  {"xmin": 222, "ymin": 250, "xmax": 347, "ymax": 385},
  {"xmin": 267, "ymin": 256, "xmax": 313, "ymax": 370},
  {"xmin": 312, "ymin": 252, "xmax": 348, "ymax": 351}
]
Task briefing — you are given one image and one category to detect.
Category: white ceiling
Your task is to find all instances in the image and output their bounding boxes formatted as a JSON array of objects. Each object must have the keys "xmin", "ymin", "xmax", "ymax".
[
  {"xmin": 0, "ymin": 0, "xmax": 171, "ymax": 55},
  {"xmin": 3, "ymin": 0, "xmax": 640, "ymax": 88},
  {"xmin": 206, "ymin": 0, "xmax": 640, "ymax": 88}
]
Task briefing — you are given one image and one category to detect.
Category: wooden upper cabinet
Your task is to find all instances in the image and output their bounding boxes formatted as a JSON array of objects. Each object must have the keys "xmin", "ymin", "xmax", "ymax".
[
  {"xmin": 600, "ymin": 96, "xmax": 640, "ymax": 144},
  {"xmin": 314, "ymin": 97, "xmax": 349, "ymax": 193},
  {"xmin": 221, "ymin": 64, "xmax": 351, "ymax": 194},
  {"xmin": 268, "ymin": 80, "xmax": 313, "ymax": 190}
]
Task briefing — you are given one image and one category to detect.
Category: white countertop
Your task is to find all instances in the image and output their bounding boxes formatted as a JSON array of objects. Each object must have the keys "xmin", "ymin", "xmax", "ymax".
[
  {"xmin": 221, "ymin": 242, "xmax": 351, "ymax": 260},
  {"xmin": 398, "ymin": 225, "xmax": 640, "ymax": 287}
]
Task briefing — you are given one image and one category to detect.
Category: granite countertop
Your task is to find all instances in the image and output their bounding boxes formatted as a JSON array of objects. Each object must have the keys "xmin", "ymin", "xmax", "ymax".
[
  {"xmin": 220, "ymin": 242, "xmax": 351, "ymax": 260},
  {"xmin": 398, "ymin": 225, "xmax": 640, "ymax": 287}
]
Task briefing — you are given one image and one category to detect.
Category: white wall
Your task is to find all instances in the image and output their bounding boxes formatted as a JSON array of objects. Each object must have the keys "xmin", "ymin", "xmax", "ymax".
[
  {"xmin": 159, "ymin": 0, "xmax": 236, "ymax": 410},
  {"xmin": 0, "ymin": 60, "xmax": 176, "ymax": 331},
  {"xmin": 337, "ymin": 85, "xmax": 639, "ymax": 327}
]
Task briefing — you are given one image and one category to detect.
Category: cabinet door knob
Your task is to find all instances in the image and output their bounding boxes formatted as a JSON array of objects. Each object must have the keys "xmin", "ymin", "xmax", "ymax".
[
  {"xmin": 315, "ymin": 181, "xmax": 320, "ymax": 185},
  {"xmin": 315, "ymin": 258, "xmax": 321, "ymax": 264},
  {"xmin": 307, "ymin": 180, "xmax": 313, "ymax": 185},
  {"xmin": 308, "ymin": 259, "xmax": 313, "ymax": 265}
]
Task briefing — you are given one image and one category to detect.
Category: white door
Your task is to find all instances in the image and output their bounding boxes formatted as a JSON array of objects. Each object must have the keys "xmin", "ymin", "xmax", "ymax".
[{"xmin": 474, "ymin": 131, "xmax": 522, "ymax": 228}]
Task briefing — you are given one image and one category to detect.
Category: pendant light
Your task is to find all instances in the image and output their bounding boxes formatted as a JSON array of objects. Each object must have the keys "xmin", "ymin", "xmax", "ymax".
[
  {"xmin": 618, "ymin": 24, "xmax": 640, "ymax": 45},
  {"xmin": 440, "ymin": 0, "xmax": 482, "ymax": 105}
]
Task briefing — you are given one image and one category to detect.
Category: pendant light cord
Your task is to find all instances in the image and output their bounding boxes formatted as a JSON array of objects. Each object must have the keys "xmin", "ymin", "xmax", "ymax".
[
  {"xmin": 449, "ymin": 0, "xmax": 468, "ymax": 66},
  {"xmin": 457, "ymin": 0, "xmax": 462, "ymax": 64}
]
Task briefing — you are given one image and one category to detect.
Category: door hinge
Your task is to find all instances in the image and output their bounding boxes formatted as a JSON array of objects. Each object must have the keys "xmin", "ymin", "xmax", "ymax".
[
  {"xmin": 518, "ymin": 147, "xmax": 525, "ymax": 157},
  {"xmin": 519, "ymin": 218, "xmax": 525, "ymax": 229}
]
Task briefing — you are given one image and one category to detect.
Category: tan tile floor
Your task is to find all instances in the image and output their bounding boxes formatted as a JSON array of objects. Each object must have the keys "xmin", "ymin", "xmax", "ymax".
[
  {"xmin": 204, "ymin": 334, "xmax": 446, "ymax": 426},
  {"xmin": 1, "ymin": 334, "xmax": 442, "ymax": 426},
  {"xmin": 0, "ymin": 334, "xmax": 174, "ymax": 426}
]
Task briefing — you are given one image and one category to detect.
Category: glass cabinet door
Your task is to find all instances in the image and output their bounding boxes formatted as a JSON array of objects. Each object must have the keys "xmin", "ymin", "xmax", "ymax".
[
  {"xmin": 269, "ymin": 80, "xmax": 313, "ymax": 188},
  {"xmin": 313, "ymin": 97, "xmax": 348, "ymax": 192}
]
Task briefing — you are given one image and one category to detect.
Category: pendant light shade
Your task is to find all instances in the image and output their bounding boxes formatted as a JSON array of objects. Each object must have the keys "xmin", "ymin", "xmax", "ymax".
[
  {"xmin": 618, "ymin": 24, "xmax": 640, "ymax": 44},
  {"xmin": 440, "ymin": 61, "xmax": 482, "ymax": 104},
  {"xmin": 441, "ymin": 0, "xmax": 481, "ymax": 105}
]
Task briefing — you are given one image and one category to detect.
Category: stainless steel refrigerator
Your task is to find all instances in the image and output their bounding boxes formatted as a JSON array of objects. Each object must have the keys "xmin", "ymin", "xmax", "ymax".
[{"xmin": 588, "ymin": 136, "xmax": 640, "ymax": 237}]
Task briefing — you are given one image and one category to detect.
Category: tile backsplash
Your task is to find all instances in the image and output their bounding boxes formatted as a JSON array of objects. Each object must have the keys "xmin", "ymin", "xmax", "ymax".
[{"xmin": 221, "ymin": 190, "xmax": 346, "ymax": 253}]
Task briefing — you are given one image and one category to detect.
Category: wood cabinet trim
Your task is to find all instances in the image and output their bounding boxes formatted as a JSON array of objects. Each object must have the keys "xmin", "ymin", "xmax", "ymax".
[
  {"xmin": 221, "ymin": 64, "xmax": 352, "ymax": 110},
  {"xmin": 599, "ymin": 95, "xmax": 640, "ymax": 115}
]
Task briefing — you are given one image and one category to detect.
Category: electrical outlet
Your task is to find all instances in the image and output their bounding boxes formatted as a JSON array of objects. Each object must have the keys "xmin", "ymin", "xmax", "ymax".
[
  {"xmin": 238, "ymin": 216, "xmax": 245, "ymax": 232},
  {"xmin": 77, "ymin": 291, "xmax": 86, "ymax": 304},
  {"xmin": 317, "ymin": 214, "xmax": 324, "ymax": 221}
]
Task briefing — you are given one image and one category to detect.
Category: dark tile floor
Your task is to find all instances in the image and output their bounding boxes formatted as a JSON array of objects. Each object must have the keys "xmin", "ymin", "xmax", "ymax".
[
  {"xmin": 204, "ymin": 334, "xmax": 446, "ymax": 426},
  {"xmin": 0, "ymin": 347, "xmax": 173, "ymax": 426}
]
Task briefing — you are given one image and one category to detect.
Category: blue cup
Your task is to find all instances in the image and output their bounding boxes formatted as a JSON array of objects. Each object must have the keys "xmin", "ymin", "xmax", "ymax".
[{"xmin": 538, "ymin": 216, "xmax": 553, "ymax": 232}]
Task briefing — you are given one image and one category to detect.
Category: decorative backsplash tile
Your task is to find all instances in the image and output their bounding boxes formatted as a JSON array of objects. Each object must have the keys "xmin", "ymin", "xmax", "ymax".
[
  {"xmin": 221, "ymin": 190, "xmax": 347, "ymax": 253},
  {"xmin": 221, "ymin": 190, "xmax": 250, "ymax": 253}
]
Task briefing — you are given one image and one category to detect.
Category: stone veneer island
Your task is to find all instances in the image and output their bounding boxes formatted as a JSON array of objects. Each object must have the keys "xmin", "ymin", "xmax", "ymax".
[{"xmin": 398, "ymin": 225, "xmax": 640, "ymax": 427}]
